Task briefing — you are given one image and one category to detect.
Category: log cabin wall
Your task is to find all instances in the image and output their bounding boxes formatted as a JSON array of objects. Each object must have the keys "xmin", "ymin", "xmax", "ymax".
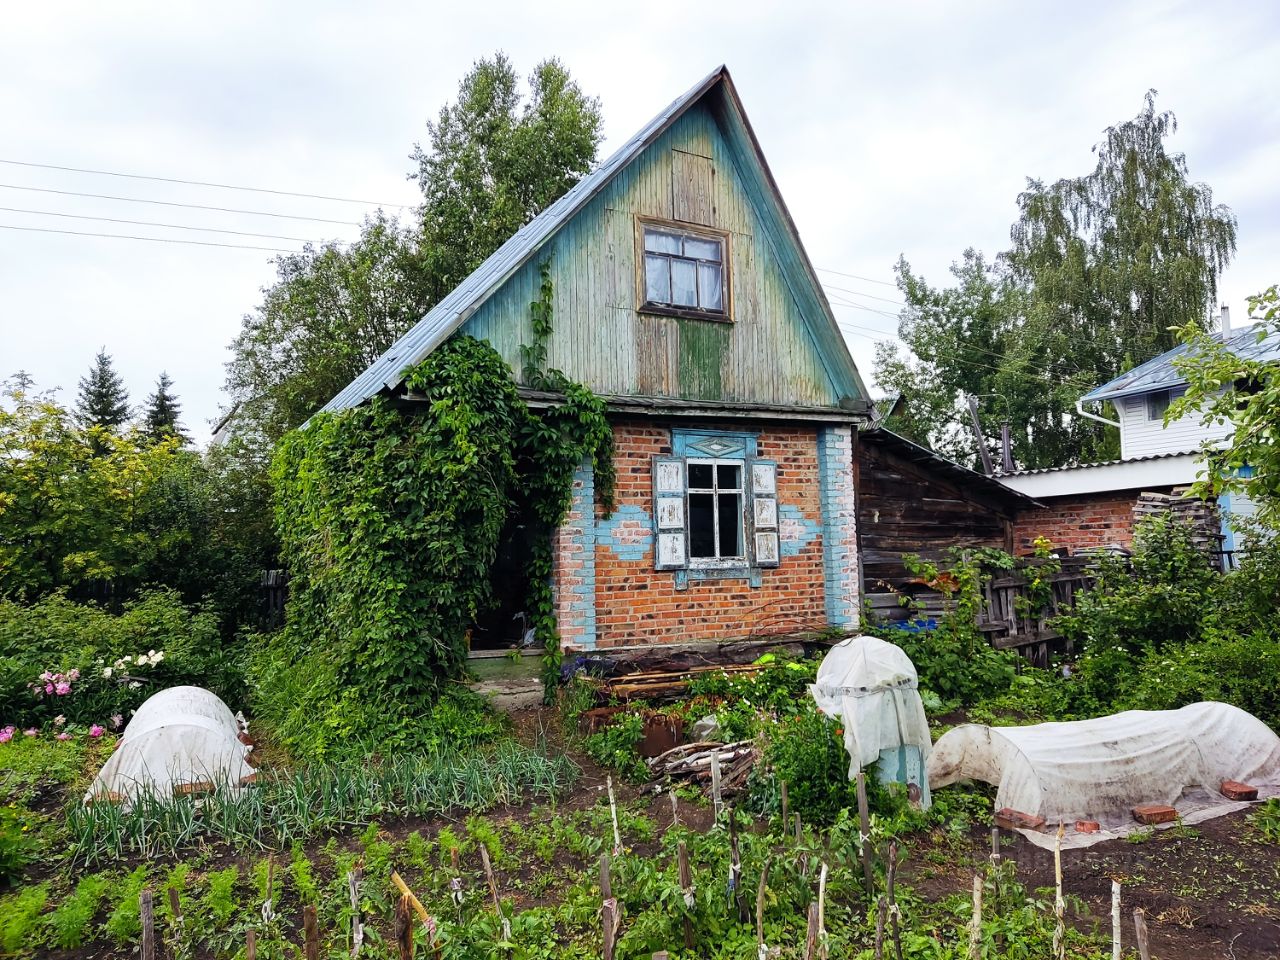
[{"xmin": 856, "ymin": 432, "xmax": 1024, "ymax": 593}]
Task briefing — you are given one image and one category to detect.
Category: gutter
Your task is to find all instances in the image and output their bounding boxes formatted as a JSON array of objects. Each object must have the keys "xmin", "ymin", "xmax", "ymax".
[{"xmin": 1074, "ymin": 398, "xmax": 1121, "ymax": 429}]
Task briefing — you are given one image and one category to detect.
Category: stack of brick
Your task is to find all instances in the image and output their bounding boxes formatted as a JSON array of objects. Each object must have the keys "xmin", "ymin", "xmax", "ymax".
[{"xmin": 1132, "ymin": 487, "xmax": 1224, "ymax": 560}]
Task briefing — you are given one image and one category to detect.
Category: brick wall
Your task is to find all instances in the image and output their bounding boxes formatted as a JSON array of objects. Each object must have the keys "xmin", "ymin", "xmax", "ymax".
[
  {"xmin": 1013, "ymin": 490, "xmax": 1156, "ymax": 555},
  {"xmin": 579, "ymin": 418, "xmax": 830, "ymax": 648}
]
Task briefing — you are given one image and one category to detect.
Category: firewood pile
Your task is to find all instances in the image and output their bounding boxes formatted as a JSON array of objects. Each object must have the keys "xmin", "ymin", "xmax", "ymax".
[{"xmin": 646, "ymin": 739, "xmax": 759, "ymax": 794}]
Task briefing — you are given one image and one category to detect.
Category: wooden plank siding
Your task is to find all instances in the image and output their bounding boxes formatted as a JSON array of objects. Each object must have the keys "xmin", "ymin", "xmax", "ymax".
[{"xmin": 459, "ymin": 103, "xmax": 841, "ymax": 408}]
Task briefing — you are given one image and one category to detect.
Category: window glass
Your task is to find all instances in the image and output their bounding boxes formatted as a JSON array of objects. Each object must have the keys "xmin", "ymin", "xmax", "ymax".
[
  {"xmin": 699, "ymin": 263, "xmax": 723, "ymax": 312},
  {"xmin": 644, "ymin": 255, "xmax": 670, "ymax": 303},
  {"xmin": 716, "ymin": 463, "xmax": 740, "ymax": 489},
  {"xmin": 688, "ymin": 493, "xmax": 716, "ymax": 558},
  {"xmin": 683, "ymin": 237, "xmax": 721, "ymax": 261},
  {"xmin": 670, "ymin": 259, "xmax": 697, "ymax": 307},
  {"xmin": 644, "ymin": 230, "xmax": 681, "ymax": 255},
  {"xmin": 717, "ymin": 493, "xmax": 743, "ymax": 556},
  {"xmin": 687, "ymin": 462, "xmax": 714, "ymax": 488},
  {"xmin": 1147, "ymin": 390, "xmax": 1172, "ymax": 421}
]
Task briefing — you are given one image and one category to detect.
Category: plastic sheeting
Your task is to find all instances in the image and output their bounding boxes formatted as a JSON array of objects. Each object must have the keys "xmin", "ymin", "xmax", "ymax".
[
  {"xmin": 928, "ymin": 702, "xmax": 1280, "ymax": 847},
  {"xmin": 810, "ymin": 636, "xmax": 932, "ymax": 803},
  {"xmin": 84, "ymin": 686, "xmax": 254, "ymax": 805}
]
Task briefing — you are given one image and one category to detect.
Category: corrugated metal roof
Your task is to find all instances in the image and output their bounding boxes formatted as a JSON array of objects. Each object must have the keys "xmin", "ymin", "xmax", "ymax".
[
  {"xmin": 1081, "ymin": 323, "xmax": 1280, "ymax": 403},
  {"xmin": 1000, "ymin": 450, "xmax": 1196, "ymax": 477},
  {"xmin": 860, "ymin": 427, "xmax": 1043, "ymax": 509},
  {"xmin": 321, "ymin": 65, "xmax": 732, "ymax": 415}
]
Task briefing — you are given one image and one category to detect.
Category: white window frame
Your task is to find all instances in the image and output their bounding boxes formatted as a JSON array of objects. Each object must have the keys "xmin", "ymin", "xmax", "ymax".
[{"xmin": 685, "ymin": 457, "xmax": 746, "ymax": 568}]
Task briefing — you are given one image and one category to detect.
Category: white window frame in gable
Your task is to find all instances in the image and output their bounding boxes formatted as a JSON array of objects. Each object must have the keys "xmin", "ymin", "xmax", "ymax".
[{"xmin": 635, "ymin": 216, "xmax": 732, "ymax": 323}]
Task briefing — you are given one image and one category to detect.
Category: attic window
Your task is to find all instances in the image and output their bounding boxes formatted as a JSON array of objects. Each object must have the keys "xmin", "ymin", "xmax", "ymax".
[
  {"xmin": 1146, "ymin": 387, "xmax": 1185, "ymax": 421},
  {"xmin": 640, "ymin": 223, "xmax": 728, "ymax": 319}
]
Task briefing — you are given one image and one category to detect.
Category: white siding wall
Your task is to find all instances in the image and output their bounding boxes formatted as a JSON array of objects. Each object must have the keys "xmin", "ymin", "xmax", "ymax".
[{"xmin": 1118, "ymin": 392, "xmax": 1232, "ymax": 459}]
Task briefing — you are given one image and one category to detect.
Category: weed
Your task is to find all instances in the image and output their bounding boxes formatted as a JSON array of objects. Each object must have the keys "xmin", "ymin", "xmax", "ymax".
[{"xmin": 1248, "ymin": 797, "xmax": 1280, "ymax": 843}]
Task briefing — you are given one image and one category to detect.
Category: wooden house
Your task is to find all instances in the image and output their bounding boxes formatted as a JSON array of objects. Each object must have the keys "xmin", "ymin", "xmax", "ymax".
[{"xmin": 321, "ymin": 66, "xmax": 871, "ymax": 652}]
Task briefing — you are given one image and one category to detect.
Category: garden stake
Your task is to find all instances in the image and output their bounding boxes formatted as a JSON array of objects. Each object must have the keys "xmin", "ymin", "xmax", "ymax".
[
  {"xmin": 817, "ymin": 861, "xmax": 829, "ymax": 960},
  {"xmin": 711, "ymin": 753, "xmax": 724, "ymax": 822},
  {"xmin": 874, "ymin": 897, "xmax": 887, "ymax": 960},
  {"xmin": 728, "ymin": 807, "xmax": 746, "ymax": 920},
  {"xmin": 348, "ymin": 869, "xmax": 364, "ymax": 957},
  {"xmin": 669, "ymin": 789, "xmax": 680, "ymax": 830},
  {"xmin": 478, "ymin": 846, "xmax": 511, "ymax": 944},
  {"xmin": 780, "ymin": 779, "xmax": 789, "ymax": 828},
  {"xmin": 395, "ymin": 895, "xmax": 414, "ymax": 960},
  {"xmin": 246, "ymin": 929, "xmax": 256, "ymax": 960},
  {"xmin": 886, "ymin": 840, "xmax": 902, "ymax": 960},
  {"xmin": 167, "ymin": 886, "xmax": 185, "ymax": 957},
  {"xmin": 1110, "ymin": 880, "xmax": 1121, "ymax": 960},
  {"xmin": 794, "ymin": 813, "xmax": 809, "ymax": 878},
  {"xmin": 677, "ymin": 840, "xmax": 695, "ymax": 949},
  {"xmin": 607, "ymin": 775, "xmax": 623, "ymax": 856},
  {"xmin": 303, "ymin": 904, "xmax": 320, "ymax": 960},
  {"xmin": 140, "ymin": 888, "xmax": 155, "ymax": 960},
  {"xmin": 600, "ymin": 854, "xmax": 620, "ymax": 960},
  {"xmin": 856, "ymin": 769, "xmax": 874, "ymax": 898},
  {"xmin": 755, "ymin": 855, "xmax": 773, "ymax": 960},
  {"xmin": 990, "ymin": 826, "xmax": 1000, "ymax": 861},
  {"xmin": 967, "ymin": 873, "xmax": 982, "ymax": 960},
  {"xmin": 1053, "ymin": 824, "xmax": 1066, "ymax": 960},
  {"xmin": 449, "ymin": 848, "xmax": 464, "ymax": 923},
  {"xmin": 804, "ymin": 901, "xmax": 820, "ymax": 959},
  {"xmin": 1133, "ymin": 908, "xmax": 1152, "ymax": 960}
]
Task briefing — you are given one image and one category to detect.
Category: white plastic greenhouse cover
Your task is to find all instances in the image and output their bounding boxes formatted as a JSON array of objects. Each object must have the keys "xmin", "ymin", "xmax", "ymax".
[
  {"xmin": 84, "ymin": 686, "xmax": 254, "ymax": 805},
  {"xmin": 928, "ymin": 702, "xmax": 1280, "ymax": 847},
  {"xmin": 809, "ymin": 635, "xmax": 932, "ymax": 773}
]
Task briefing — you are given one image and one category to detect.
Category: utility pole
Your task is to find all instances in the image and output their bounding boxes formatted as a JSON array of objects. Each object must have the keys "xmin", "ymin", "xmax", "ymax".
[
  {"xmin": 966, "ymin": 396, "xmax": 994, "ymax": 477},
  {"xmin": 1000, "ymin": 421, "xmax": 1015, "ymax": 474}
]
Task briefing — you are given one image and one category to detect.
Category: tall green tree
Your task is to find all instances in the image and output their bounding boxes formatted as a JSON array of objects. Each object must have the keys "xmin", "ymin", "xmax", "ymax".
[
  {"xmin": 141, "ymin": 372, "xmax": 188, "ymax": 444},
  {"xmin": 75, "ymin": 349, "xmax": 130, "ymax": 432},
  {"xmin": 876, "ymin": 91, "xmax": 1236, "ymax": 470}
]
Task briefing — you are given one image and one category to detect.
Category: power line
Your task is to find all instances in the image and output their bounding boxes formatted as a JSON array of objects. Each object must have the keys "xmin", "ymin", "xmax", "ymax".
[
  {"xmin": 0, "ymin": 183, "xmax": 362, "ymax": 226},
  {"xmin": 0, "ymin": 223, "xmax": 299, "ymax": 253},
  {"xmin": 0, "ymin": 158, "xmax": 412, "ymax": 209},
  {"xmin": 0, "ymin": 205, "xmax": 319, "ymax": 243},
  {"xmin": 821, "ymin": 281, "xmax": 906, "ymax": 307},
  {"xmin": 816, "ymin": 266, "xmax": 899, "ymax": 288}
]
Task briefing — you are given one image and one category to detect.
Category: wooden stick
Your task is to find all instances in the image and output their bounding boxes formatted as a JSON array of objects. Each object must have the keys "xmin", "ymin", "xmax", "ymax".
[
  {"xmin": 968, "ymin": 874, "xmax": 982, "ymax": 960},
  {"xmin": 990, "ymin": 826, "xmax": 1000, "ymax": 861},
  {"xmin": 755, "ymin": 855, "xmax": 773, "ymax": 952},
  {"xmin": 1111, "ymin": 880, "xmax": 1121, "ymax": 960},
  {"xmin": 349, "ymin": 869, "xmax": 364, "ymax": 958},
  {"xmin": 608, "ymin": 775, "xmax": 623, "ymax": 856},
  {"xmin": 887, "ymin": 841, "xmax": 902, "ymax": 960},
  {"xmin": 1053, "ymin": 824, "xmax": 1066, "ymax": 960},
  {"xmin": 856, "ymin": 768, "xmax": 875, "ymax": 898},
  {"xmin": 246, "ymin": 929, "xmax": 256, "ymax": 960},
  {"xmin": 728, "ymin": 807, "xmax": 745, "ymax": 920},
  {"xmin": 874, "ymin": 897, "xmax": 887, "ymax": 960},
  {"xmin": 1133, "ymin": 908, "xmax": 1151, "ymax": 960},
  {"xmin": 677, "ymin": 841, "xmax": 694, "ymax": 949},
  {"xmin": 804, "ymin": 902, "xmax": 820, "ymax": 959},
  {"xmin": 601, "ymin": 854, "xmax": 618, "ymax": 960},
  {"xmin": 449, "ymin": 848, "xmax": 463, "ymax": 923},
  {"xmin": 478, "ymin": 847, "xmax": 511, "ymax": 944},
  {"xmin": 710, "ymin": 753, "xmax": 724, "ymax": 821},
  {"xmin": 780, "ymin": 779, "xmax": 790, "ymax": 828},
  {"xmin": 167, "ymin": 886, "xmax": 182, "ymax": 921},
  {"xmin": 817, "ymin": 862, "xmax": 829, "ymax": 960},
  {"xmin": 140, "ymin": 888, "xmax": 155, "ymax": 960},
  {"xmin": 669, "ymin": 789, "xmax": 680, "ymax": 830},
  {"xmin": 395, "ymin": 895, "xmax": 414, "ymax": 960},
  {"xmin": 303, "ymin": 905, "xmax": 320, "ymax": 960}
]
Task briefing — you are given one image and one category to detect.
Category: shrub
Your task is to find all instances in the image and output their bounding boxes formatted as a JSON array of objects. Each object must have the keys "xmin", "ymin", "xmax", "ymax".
[
  {"xmin": 582, "ymin": 711, "xmax": 647, "ymax": 782},
  {"xmin": 757, "ymin": 706, "xmax": 860, "ymax": 824}
]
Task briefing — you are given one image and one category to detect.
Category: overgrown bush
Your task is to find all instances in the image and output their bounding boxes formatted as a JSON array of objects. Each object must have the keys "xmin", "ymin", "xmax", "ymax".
[{"xmin": 0, "ymin": 588, "xmax": 236, "ymax": 728}]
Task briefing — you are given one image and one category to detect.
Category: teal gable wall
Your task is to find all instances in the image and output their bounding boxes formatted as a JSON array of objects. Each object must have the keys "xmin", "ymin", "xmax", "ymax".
[{"xmin": 459, "ymin": 103, "xmax": 854, "ymax": 408}]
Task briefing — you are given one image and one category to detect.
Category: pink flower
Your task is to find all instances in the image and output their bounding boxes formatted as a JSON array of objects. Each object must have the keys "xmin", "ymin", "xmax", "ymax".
[
  {"xmin": 110, "ymin": 714, "xmax": 124, "ymax": 730},
  {"xmin": 23, "ymin": 728, "xmax": 38, "ymax": 737},
  {"xmin": 56, "ymin": 731, "xmax": 72, "ymax": 741},
  {"xmin": 55, "ymin": 681, "xmax": 71, "ymax": 695},
  {"xmin": 0, "ymin": 726, "xmax": 14, "ymax": 743},
  {"xmin": 89, "ymin": 724, "xmax": 104, "ymax": 738},
  {"xmin": 44, "ymin": 683, "xmax": 55, "ymax": 694},
  {"xmin": 67, "ymin": 668, "xmax": 80, "ymax": 681},
  {"xmin": 53, "ymin": 715, "xmax": 66, "ymax": 726}
]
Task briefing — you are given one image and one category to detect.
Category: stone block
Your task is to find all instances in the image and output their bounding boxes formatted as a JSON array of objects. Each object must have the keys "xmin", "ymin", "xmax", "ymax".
[{"xmin": 1132, "ymin": 803, "xmax": 1178, "ymax": 825}]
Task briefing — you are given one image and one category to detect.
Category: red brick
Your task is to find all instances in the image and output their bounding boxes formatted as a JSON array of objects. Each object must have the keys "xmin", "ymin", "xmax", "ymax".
[
  {"xmin": 995, "ymin": 808, "xmax": 1046, "ymax": 831},
  {"xmin": 1075, "ymin": 820, "xmax": 1101, "ymax": 834},
  {"xmin": 1132, "ymin": 803, "xmax": 1178, "ymax": 825},
  {"xmin": 1220, "ymin": 780, "xmax": 1259, "ymax": 801}
]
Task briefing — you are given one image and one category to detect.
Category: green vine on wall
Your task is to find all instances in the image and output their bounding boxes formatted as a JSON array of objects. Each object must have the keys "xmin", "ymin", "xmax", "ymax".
[{"xmin": 267, "ymin": 260, "xmax": 615, "ymax": 753}]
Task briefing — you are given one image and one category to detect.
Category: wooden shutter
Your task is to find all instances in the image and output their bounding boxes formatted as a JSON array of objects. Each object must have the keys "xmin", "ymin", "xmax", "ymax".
[
  {"xmin": 653, "ymin": 456, "xmax": 687, "ymax": 570},
  {"xmin": 751, "ymin": 460, "xmax": 779, "ymax": 567}
]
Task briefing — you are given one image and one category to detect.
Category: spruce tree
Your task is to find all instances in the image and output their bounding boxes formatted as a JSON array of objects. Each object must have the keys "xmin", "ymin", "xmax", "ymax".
[
  {"xmin": 142, "ymin": 372, "xmax": 188, "ymax": 444},
  {"xmin": 75, "ymin": 349, "xmax": 130, "ymax": 431}
]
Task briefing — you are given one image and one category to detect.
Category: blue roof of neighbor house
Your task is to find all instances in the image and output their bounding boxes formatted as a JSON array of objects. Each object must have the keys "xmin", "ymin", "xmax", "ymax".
[{"xmin": 1081, "ymin": 323, "xmax": 1280, "ymax": 403}]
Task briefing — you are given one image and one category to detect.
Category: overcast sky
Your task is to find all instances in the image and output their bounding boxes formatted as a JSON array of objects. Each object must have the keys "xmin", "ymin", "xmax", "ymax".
[{"xmin": 3, "ymin": 0, "xmax": 1277, "ymax": 443}]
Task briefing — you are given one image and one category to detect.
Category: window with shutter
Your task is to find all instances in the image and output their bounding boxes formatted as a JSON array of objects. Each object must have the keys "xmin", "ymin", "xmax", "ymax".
[{"xmin": 653, "ymin": 456, "xmax": 687, "ymax": 570}]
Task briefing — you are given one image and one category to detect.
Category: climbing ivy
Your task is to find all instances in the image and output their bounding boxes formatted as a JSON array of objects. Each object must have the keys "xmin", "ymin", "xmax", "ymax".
[{"xmin": 266, "ymin": 264, "xmax": 613, "ymax": 752}]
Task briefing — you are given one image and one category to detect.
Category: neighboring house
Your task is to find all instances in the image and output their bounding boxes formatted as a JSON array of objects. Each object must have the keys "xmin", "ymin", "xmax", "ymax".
[
  {"xmin": 320, "ymin": 66, "xmax": 870, "ymax": 652},
  {"xmin": 1003, "ymin": 315, "xmax": 1280, "ymax": 559}
]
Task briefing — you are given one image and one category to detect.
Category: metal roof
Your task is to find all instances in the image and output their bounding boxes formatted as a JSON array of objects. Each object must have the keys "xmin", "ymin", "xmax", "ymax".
[
  {"xmin": 1081, "ymin": 322, "xmax": 1280, "ymax": 403},
  {"xmin": 322, "ymin": 66, "xmax": 733, "ymax": 415},
  {"xmin": 1000, "ymin": 450, "xmax": 1195, "ymax": 477}
]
